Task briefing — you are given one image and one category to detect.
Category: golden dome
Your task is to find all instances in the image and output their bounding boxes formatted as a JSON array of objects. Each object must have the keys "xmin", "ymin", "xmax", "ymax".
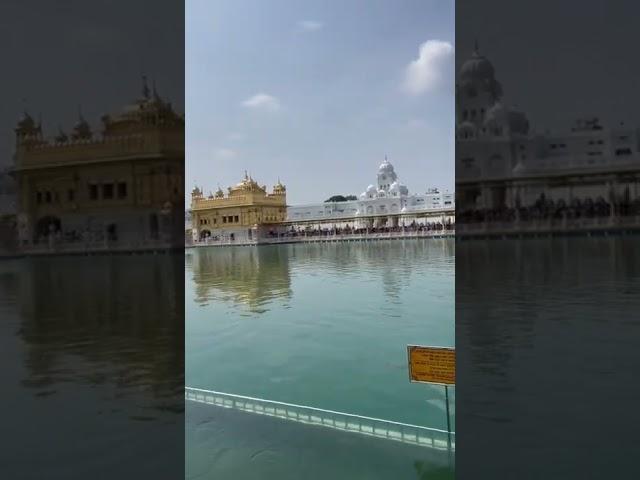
[
  {"xmin": 230, "ymin": 172, "xmax": 266, "ymax": 194},
  {"xmin": 101, "ymin": 76, "xmax": 183, "ymax": 135}
]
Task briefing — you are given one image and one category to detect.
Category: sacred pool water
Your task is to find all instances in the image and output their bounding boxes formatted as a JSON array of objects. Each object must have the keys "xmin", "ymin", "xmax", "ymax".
[{"xmin": 185, "ymin": 239, "xmax": 456, "ymax": 479}]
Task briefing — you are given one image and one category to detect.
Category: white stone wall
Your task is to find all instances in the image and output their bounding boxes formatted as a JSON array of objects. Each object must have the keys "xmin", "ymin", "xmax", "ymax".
[{"xmin": 287, "ymin": 160, "xmax": 454, "ymax": 222}]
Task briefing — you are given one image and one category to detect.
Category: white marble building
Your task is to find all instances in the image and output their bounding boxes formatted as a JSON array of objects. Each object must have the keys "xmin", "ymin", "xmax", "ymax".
[
  {"xmin": 456, "ymin": 44, "xmax": 640, "ymax": 211},
  {"xmin": 287, "ymin": 158, "xmax": 454, "ymax": 227}
]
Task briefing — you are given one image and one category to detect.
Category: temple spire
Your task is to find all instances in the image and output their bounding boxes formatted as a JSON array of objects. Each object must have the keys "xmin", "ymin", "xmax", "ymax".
[
  {"xmin": 141, "ymin": 75, "xmax": 150, "ymax": 99},
  {"xmin": 152, "ymin": 77, "xmax": 162, "ymax": 101}
]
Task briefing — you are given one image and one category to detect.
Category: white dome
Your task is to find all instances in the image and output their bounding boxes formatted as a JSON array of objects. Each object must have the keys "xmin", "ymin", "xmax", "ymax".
[
  {"xmin": 378, "ymin": 158, "xmax": 395, "ymax": 174},
  {"xmin": 484, "ymin": 102, "xmax": 508, "ymax": 127},
  {"xmin": 361, "ymin": 184, "xmax": 378, "ymax": 198},
  {"xmin": 388, "ymin": 181, "xmax": 409, "ymax": 196},
  {"xmin": 457, "ymin": 121, "xmax": 476, "ymax": 136},
  {"xmin": 459, "ymin": 49, "xmax": 495, "ymax": 83}
]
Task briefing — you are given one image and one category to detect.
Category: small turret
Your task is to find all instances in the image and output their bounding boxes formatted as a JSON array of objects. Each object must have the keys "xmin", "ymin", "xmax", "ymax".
[
  {"xmin": 273, "ymin": 178, "xmax": 286, "ymax": 195},
  {"xmin": 71, "ymin": 108, "xmax": 92, "ymax": 141},
  {"xmin": 191, "ymin": 185, "xmax": 203, "ymax": 198},
  {"xmin": 15, "ymin": 109, "xmax": 43, "ymax": 146}
]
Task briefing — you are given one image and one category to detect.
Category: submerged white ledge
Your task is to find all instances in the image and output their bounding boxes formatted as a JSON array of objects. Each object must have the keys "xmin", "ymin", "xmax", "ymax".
[{"xmin": 186, "ymin": 386, "xmax": 455, "ymax": 451}]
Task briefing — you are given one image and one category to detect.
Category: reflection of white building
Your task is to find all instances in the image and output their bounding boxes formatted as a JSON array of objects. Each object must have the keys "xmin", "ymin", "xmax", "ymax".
[
  {"xmin": 456, "ymin": 44, "xmax": 640, "ymax": 211},
  {"xmin": 287, "ymin": 158, "xmax": 454, "ymax": 227}
]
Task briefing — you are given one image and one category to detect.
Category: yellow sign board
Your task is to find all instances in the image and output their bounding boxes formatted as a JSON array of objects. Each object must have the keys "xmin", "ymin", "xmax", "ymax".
[{"xmin": 407, "ymin": 345, "xmax": 455, "ymax": 385}]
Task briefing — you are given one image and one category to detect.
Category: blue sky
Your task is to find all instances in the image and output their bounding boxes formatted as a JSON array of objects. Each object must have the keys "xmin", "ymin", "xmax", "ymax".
[{"xmin": 186, "ymin": 0, "xmax": 454, "ymax": 204}]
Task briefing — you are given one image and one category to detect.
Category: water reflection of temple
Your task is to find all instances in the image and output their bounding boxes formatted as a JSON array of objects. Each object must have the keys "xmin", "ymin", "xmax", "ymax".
[
  {"xmin": 9, "ymin": 254, "xmax": 184, "ymax": 411},
  {"xmin": 188, "ymin": 247, "xmax": 292, "ymax": 312},
  {"xmin": 188, "ymin": 239, "xmax": 454, "ymax": 310}
]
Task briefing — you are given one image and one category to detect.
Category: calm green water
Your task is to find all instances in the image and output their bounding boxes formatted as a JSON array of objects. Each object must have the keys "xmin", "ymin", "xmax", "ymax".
[
  {"xmin": 185, "ymin": 239, "xmax": 455, "ymax": 479},
  {"xmin": 0, "ymin": 254, "xmax": 184, "ymax": 479},
  {"xmin": 456, "ymin": 236, "xmax": 640, "ymax": 478}
]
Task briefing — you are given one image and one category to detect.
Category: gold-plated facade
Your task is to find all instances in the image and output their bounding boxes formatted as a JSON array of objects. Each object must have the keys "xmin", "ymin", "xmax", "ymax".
[
  {"xmin": 12, "ymin": 79, "xmax": 184, "ymax": 251},
  {"xmin": 190, "ymin": 173, "xmax": 286, "ymax": 242}
]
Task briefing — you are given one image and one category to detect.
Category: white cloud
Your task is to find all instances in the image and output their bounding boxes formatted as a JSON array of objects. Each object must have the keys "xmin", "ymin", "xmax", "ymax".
[
  {"xmin": 403, "ymin": 40, "xmax": 454, "ymax": 95},
  {"xmin": 297, "ymin": 20, "xmax": 323, "ymax": 32},
  {"xmin": 241, "ymin": 93, "xmax": 281, "ymax": 112},
  {"xmin": 214, "ymin": 148, "xmax": 237, "ymax": 160},
  {"xmin": 228, "ymin": 132, "xmax": 245, "ymax": 141}
]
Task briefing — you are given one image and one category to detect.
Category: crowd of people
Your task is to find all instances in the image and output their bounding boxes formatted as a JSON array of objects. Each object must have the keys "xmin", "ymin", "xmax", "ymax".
[
  {"xmin": 458, "ymin": 195, "xmax": 640, "ymax": 224},
  {"xmin": 34, "ymin": 227, "xmax": 120, "ymax": 246},
  {"xmin": 265, "ymin": 220, "xmax": 455, "ymax": 238}
]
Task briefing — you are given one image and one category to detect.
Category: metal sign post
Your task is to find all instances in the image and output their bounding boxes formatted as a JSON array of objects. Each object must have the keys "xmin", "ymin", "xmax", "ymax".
[
  {"xmin": 407, "ymin": 345, "xmax": 455, "ymax": 451},
  {"xmin": 444, "ymin": 384, "xmax": 451, "ymax": 450}
]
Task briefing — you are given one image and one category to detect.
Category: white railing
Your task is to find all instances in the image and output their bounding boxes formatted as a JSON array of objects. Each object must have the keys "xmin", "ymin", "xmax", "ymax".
[
  {"xmin": 191, "ymin": 230, "xmax": 455, "ymax": 248},
  {"xmin": 186, "ymin": 387, "xmax": 454, "ymax": 451},
  {"xmin": 21, "ymin": 238, "xmax": 176, "ymax": 255}
]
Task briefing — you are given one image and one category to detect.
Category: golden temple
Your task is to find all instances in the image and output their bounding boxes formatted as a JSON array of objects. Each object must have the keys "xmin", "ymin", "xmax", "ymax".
[
  {"xmin": 190, "ymin": 172, "xmax": 286, "ymax": 242},
  {"xmin": 12, "ymin": 77, "xmax": 184, "ymax": 252}
]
